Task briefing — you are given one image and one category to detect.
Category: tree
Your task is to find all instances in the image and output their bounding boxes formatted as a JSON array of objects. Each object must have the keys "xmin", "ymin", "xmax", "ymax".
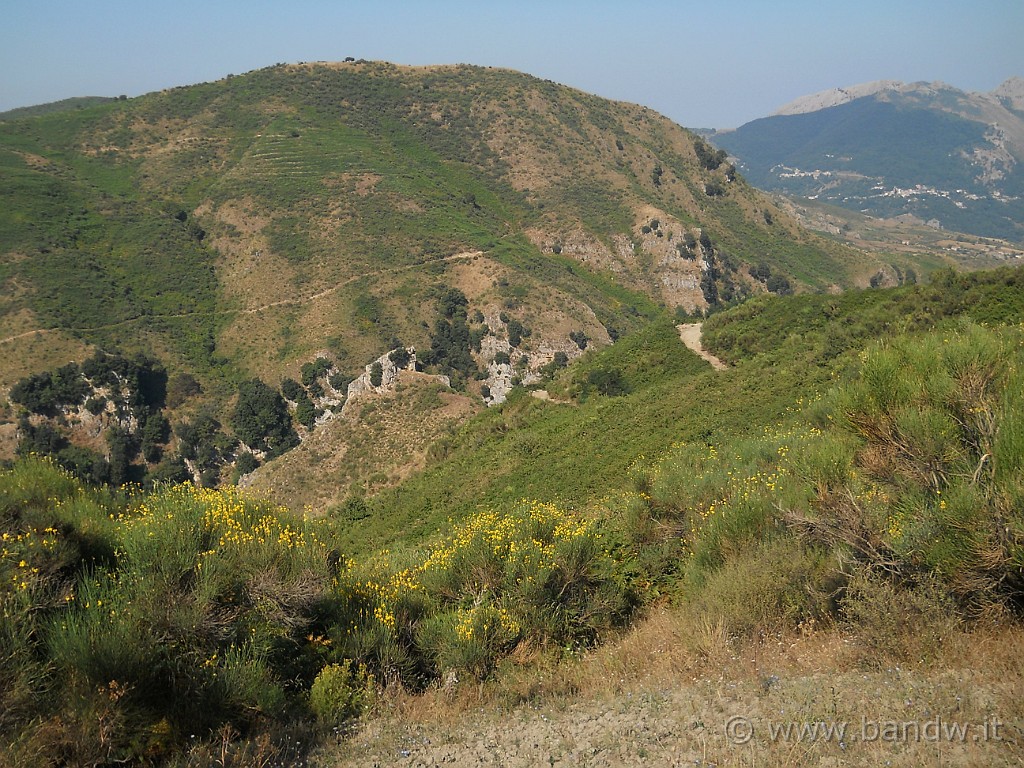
[
  {"xmin": 749, "ymin": 262, "xmax": 772, "ymax": 282},
  {"xmin": 569, "ymin": 331, "xmax": 589, "ymax": 350},
  {"xmin": 295, "ymin": 392, "xmax": 317, "ymax": 429},
  {"xmin": 766, "ymin": 274, "xmax": 793, "ymax": 295},
  {"xmin": 428, "ymin": 288, "xmax": 477, "ymax": 379},
  {"xmin": 587, "ymin": 367, "xmax": 629, "ymax": 397},
  {"xmin": 507, "ymin": 319, "xmax": 526, "ymax": 348},
  {"xmin": 235, "ymin": 452, "xmax": 260, "ymax": 476},
  {"xmin": 166, "ymin": 372, "xmax": 201, "ymax": 408},
  {"xmin": 231, "ymin": 378, "xmax": 298, "ymax": 456},
  {"xmin": 389, "ymin": 347, "xmax": 411, "ymax": 370},
  {"xmin": 369, "ymin": 362, "xmax": 383, "ymax": 387},
  {"xmin": 280, "ymin": 377, "xmax": 303, "ymax": 402},
  {"xmin": 140, "ymin": 412, "xmax": 170, "ymax": 463}
]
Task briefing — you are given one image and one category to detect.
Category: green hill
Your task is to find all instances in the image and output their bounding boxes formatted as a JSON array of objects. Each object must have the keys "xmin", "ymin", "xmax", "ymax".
[
  {"xmin": 0, "ymin": 62, "xmax": 884, "ymax": 393},
  {"xmin": 2, "ymin": 61, "xmax": 924, "ymax": 498}
]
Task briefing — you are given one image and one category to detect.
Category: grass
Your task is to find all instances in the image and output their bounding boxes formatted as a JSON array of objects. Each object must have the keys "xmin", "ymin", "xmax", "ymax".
[
  {"xmin": 4, "ymin": 270, "xmax": 1024, "ymax": 765},
  {"xmin": 1, "ymin": 60, "xmax": 876, "ymax": 410}
]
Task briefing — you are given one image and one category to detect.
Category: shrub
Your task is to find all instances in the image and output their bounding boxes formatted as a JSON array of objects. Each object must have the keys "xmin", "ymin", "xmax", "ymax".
[
  {"xmin": 841, "ymin": 569, "xmax": 962, "ymax": 666},
  {"xmin": 295, "ymin": 394, "xmax": 317, "ymax": 428},
  {"xmin": 369, "ymin": 362, "xmax": 383, "ymax": 388},
  {"xmin": 507, "ymin": 319, "xmax": 526, "ymax": 347},
  {"xmin": 389, "ymin": 347, "xmax": 411, "ymax": 370},
  {"xmin": 328, "ymin": 372, "xmax": 352, "ymax": 393},
  {"xmin": 231, "ymin": 378, "xmax": 298, "ymax": 456},
  {"xmin": 587, "ymin": 367, "xmax": 628, "ymax": 397},
  {"xmin": 280, "ymin": 377, "xmax": 303, "ymax": 402},
  {"xmin": 309, "ymin": 661, "xmax": 375, "ymax": 726},
  {"xmin": 683, "ymin": 538, "xmax": 832, "ymax": 638},
  {"xmin": 166, "ymin": 372, "xmax": 201, "ymax": 408},
  {"xmin": 235, "ymin": 452, "xmax": 259, "ymax": 476},
  {"xmin": 803, "ymin": 324, "xmax": 1024, "ymax": 610}
]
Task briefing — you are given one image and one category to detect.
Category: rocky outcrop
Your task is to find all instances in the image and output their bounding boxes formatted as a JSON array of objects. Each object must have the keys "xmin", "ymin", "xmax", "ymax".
[{"xmin": 341, "ymin": 348, "xmax": 450, "ymax": 416}]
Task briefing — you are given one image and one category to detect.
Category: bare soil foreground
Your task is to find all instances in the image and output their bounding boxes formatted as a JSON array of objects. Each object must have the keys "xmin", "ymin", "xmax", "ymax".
[
  {"xmin": 316, "ymin": 614, "xmax": 1023, "ymax": 767},
  {"xmin": 677, "ymin": 323, "xmax": 728, "ymax": 370}
]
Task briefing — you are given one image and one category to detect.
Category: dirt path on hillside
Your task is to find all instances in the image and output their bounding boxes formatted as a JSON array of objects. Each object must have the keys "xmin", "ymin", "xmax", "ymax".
[
  {"xmin": 0, "ymin": 251, "xmax": 481, "ymax": 347},
  {"xmin": 677, "ymin": 323, "xmax": 727, "ymax": 370}
]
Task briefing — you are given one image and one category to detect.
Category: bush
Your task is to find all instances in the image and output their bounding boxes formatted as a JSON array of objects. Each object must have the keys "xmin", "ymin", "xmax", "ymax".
[
  {"xmin": 166, "ymin": 372, "xmax": 201, "ymax": 408},
  {"xmin": 328, "ymin": 372, "xmax": 352, "ymax": 393},
  {"xmin": 389, "ymin": 347, "xmax": 411, "ymax": 370},
  {"xmin": 507, "ymin": 318, "xmax": 527, "ymax": 348},
  {"xmin": 369, "ymin": 362, "xmax": 383, "ymax": 388},
  {"xmin": 235, "ymin": 452, "xmax": 259, "ymax": 475},
  {"xmin": 804, "ymin": 323, "xmax": 1024, "ymax": 610},
  {"xmin": 587, "ymin": 367, "xmax": 628, "ymax": 397},
  {"xmin": 309, "ymin": 661, "xmax": 375, "ymax": 726},
  {"xmin": 280, "ymin": 377, "xmax": 303, "ymax": 402},
  {"xmin": 231, "ymin": 378, "xmax": 298, "ymax": 456},
  {"xmin": 683, "ymin": 538, "xmax": 832, "ymax": 638},
  {"xmin": 295, "ymin": 394, "xmax": 317, "ymax": 429},
  {"xmin": 842, "ymin": 569, "xmax": 962, "ymax": 666}
]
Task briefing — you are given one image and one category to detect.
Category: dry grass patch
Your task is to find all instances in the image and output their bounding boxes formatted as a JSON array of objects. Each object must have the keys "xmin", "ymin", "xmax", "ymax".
[{"xmin": 315, "ymin": 609, "xmax": 1024, "ymax": 768}]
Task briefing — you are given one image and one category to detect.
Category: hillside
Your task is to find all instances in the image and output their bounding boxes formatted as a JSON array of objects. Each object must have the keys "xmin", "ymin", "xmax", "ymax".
[
  {"xmin": 0, "ymin": 60, "xmax": 901, "ymax": 493},
  {"xmin": 708, "ymin": 78, "xmax": 1024, "ymax": 243},
  {"xmin": 2, "ymin": 266, "xmax": 1023, "ymax": 766}
]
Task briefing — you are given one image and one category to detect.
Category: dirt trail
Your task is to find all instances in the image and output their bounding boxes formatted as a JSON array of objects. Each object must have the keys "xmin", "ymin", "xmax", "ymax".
[
  {"xmin": 676, "ymin": 323, "xmax": 727, "ymax": 370},
  {"xmin": 0, "ymin": 251, "xmax": 481, "ymax": 347}
]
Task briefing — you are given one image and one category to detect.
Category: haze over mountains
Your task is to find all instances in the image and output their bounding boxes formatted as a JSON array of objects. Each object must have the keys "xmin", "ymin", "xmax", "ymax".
[{"xmin": 708, "ymin": 77, "xmax": 1024, "ymax": 243}]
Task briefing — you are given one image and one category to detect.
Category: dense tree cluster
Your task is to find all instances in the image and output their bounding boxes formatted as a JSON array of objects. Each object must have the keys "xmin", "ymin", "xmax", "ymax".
[
  {"xmin": 230, "ymin": 379, "xmax": 298, "ymax": 457},
  {"xmin": 693, "ymin": 137, "xmax": 728, "ymax": 171},
  {"xmin": 420, "ymin": 288, "xmax": 478, "ymax": 383},
  {"xmin": 10, "ymin": 352, "xmax": 172, "ymax": 485}
]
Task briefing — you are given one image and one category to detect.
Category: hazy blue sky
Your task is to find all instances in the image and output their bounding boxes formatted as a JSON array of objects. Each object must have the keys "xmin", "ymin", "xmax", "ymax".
[{"xmin": 2, "ymin": 0, "xmax": 1021, "ymax": 127}]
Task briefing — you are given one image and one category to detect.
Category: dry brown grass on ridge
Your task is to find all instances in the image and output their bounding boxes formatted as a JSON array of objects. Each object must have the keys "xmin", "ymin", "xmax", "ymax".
[{"xmin": 316, "ymin": 607, "xmax": 1024, "ymax": 767}]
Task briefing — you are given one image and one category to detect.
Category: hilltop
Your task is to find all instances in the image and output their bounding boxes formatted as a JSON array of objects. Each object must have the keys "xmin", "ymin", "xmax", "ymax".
[{"xmin": 0, "ymin": 60, "xmax": 910, "ymax": 493}]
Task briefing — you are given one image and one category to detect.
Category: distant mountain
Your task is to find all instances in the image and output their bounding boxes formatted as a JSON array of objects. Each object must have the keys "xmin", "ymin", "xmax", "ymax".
[{"xmin": 708, "ymin": 78, "xmax": 1024, "ymax": 243}]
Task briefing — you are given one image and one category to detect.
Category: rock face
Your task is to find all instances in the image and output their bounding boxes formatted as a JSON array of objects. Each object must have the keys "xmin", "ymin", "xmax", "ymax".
[
  {"xmin": 341, "ymin": 348, "xmax": 448, "ymax": 416},
  {"xmin": 772, "ymin": 80, "xmax": 906, "ymax": 116}
]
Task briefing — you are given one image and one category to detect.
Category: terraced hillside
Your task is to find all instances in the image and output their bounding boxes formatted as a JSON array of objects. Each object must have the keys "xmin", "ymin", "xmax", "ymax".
[{"xmin": 0, "ymin": 61, "xmax": 889, "ymax": 398}]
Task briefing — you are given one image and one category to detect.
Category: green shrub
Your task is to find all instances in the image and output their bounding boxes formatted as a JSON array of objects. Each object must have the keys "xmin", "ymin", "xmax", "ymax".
[
  {"xmin": 369, "ymin": 362, "xmax": 383, "ymax": 387},
  {"xmin": 683, "ymin": 538, "xmax": 833, "ymax": 638},
  {"xmin": 309, "ymin": 661, "xmax": 375, "ymax": 726},
  {"xmin": 841, "ymin": 569, "xmax": 962, "ymax": 666}
]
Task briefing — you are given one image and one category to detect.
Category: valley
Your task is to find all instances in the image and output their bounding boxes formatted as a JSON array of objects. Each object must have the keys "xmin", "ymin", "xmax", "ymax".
[{"xmin": 1, "ymin": 62, "xmax": 1022, "ymax": 767}]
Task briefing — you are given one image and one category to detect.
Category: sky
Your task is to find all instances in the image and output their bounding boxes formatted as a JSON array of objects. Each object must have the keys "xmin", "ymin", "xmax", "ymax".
[{"xmin": 2, "ymin": 0, "xmax": 1022, "ymax": 128}]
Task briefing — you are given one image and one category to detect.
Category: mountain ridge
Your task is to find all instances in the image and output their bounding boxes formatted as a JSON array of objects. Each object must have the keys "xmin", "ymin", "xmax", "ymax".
[{"xmin": 709, "ymin": 75, "xmax": 1024, "ymax": 243}]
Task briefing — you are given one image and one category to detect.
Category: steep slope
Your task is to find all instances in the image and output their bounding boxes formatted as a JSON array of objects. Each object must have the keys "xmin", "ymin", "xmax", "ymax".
[
  {"xmin": 710, "ymin": 78, "xmax": 1024, "ymax": 243},
  {"xmin": 0, "ymin": 62, "xmax": 872, "ymax": 392},
  {"xmin": 1, "ymin": 61, "xmax": 889, "ymax": 493}
]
